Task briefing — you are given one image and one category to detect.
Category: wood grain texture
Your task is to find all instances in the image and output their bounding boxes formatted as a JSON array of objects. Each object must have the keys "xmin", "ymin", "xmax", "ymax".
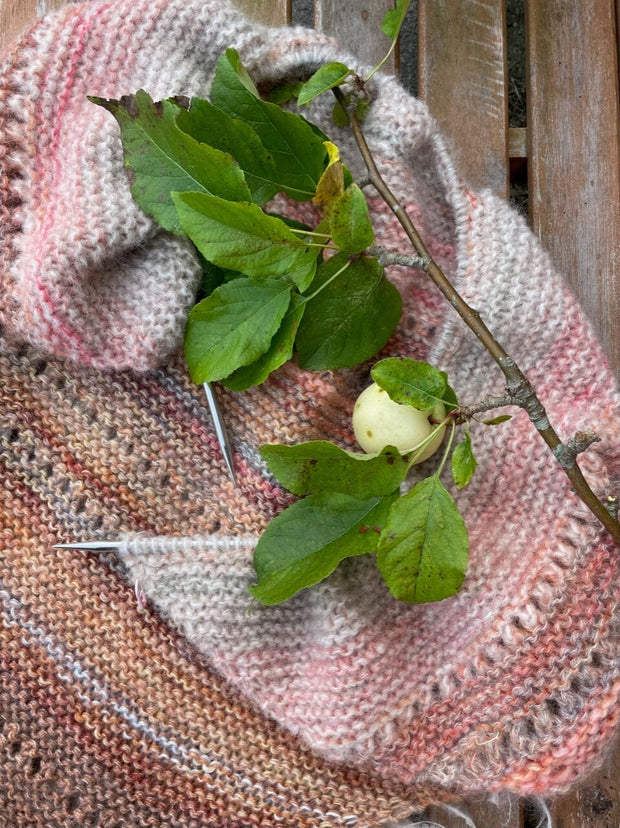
[
  {"xmin": 423, "ymin": 793, "xmax": 523, "ymax": 828},
  {"xmin": 509, "ymin": 126, "xmax": 527, "ymax": 160},
  {"xmin": 0, "ymin": 0, "xmax": 66, "ymax": 61},
  {"xmin": 545, "ymin": 739, "xmax": 620, "ymax": 828},
  {"xmin": 232, "ymin": 0, "xmax": 290, "ymax": 26},
  {"xmin": 526, "ymin": 0, "xmax": 620, "ymax": 380},
  {"xmin": 418, "ymin": 0, "xmax": 509, "ymax": 197},
  {"xmin": 527, "ymin": 0, "xmax": 620, "ymax": 817},
  {"xmin": 314, "ymin": 0, "xmax": 397, "ymax": 74},
  {"xmin": 617, "ymin": 0, "xmax": 620, "ymax": 67}
]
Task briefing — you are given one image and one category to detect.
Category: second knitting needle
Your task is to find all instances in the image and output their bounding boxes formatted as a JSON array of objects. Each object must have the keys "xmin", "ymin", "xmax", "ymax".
[{"xmin": 203, "ymin": 381, "xmax": 236, "ymax": 484}]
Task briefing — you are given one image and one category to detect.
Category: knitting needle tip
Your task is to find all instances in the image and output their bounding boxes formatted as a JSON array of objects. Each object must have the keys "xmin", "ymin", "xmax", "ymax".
[
  {"xmin": 53, "ymin": 541, "xmax": 121, "ymax": 551},
  {"xmin": 203, "ymin": 382, "xmax": 237, "ymax": 485}
]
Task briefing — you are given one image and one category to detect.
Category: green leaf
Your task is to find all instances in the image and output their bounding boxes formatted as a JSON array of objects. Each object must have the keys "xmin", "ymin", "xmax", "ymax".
[
  {"xmin": 381, "ymin": 0, "xmax": 411, "ymax": 40},
  {"xmin": 221, "ymin": 47, "xmax": 260, "ymax": 96},
  {"xmin": 173, "ymin": 191, "xmax": 318, "ymax": 291},
  {"xmin": 297, "ymin": 62, "xmax": 353, "ymax": 106},
  {"xmin": 267, "ymin": 80, "xmax": 304, "ymax": 104},
  {"xmin": 356, "ymin": 98, "xmax": 370, "ymax": 121},
  {"xmin": 196, "ymin": 254, "xmax": 240, "ymax": 301},
  {"xmin": 266, "ymin": 214, "xmax": 312, "ymax": 232},
  {"xmin": 250, "ymin": 492, "xmax": 396, "ymax": 605},
  {"xmin": 343, "ymin": 163, "xmax": 355, "ymax": 189},
  {"xmin": 183, "ymin": 278, "xmax": 291, "ymax": 383},
  {"xmin": 296, "ymin": 253, "xmax": 401, "ymax": 370},
  {"xmin": 371, "ymin": 357, "xmax": 448, "ymax": 410},
  {"xmin": 443, "ymin": 383, "xmax": 459, "ymax": 412},
  {"xmin": 377, "ymin": 476, "xmax": 468, "ymax": 603},
  {"xmin": 451, "ymin": 434, "xmax": 477, "ymax": 489},
  {"xmin": 332, "ymin": 97, "xmax": 350, "ymax": 127},
  {"xmin": 210, "ymin": 49, "xmax": 327, "ymax": 201},
  {"xmin": 176, "ymin": 97, "xmax": 281, "ymax": 205},
  {"xmin": 89, "ymin": 91, "xmax": 250, "ymax": 234},
  {"xmin": 482, "ymin": 414, "xmax": 512, "ymax": 426},
  {"xmin": 260, "ymin": 441, "xmax": 408, "ymax": 498},
  {"xmin": 329, "ymin": 183, "xmax": 375, "ymax": 254},
  {"xmin": 221, "ymin": 293, "xmax": 305, "ymax": 391}
]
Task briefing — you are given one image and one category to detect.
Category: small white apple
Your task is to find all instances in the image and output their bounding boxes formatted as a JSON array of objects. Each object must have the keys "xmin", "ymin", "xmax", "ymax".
[{"xmin": 352, "ymin": 382, "xmax": 446, "ymax": 463}]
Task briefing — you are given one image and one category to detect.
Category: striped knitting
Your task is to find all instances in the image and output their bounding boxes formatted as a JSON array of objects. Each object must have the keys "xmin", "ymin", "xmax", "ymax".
[{"xmin": 2, "ymin": 1, "xmax": 620, "ymax": 826}]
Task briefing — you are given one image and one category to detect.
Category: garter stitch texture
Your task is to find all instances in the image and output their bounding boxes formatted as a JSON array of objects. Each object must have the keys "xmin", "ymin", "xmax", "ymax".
[{"xmin": 2, "ymin": 1, "xmax": 620, "ymax": 825}]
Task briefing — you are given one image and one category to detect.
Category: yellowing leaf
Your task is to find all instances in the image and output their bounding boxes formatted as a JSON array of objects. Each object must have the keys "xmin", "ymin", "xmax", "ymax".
[
  {"xmin": 324, "ymin": 142, "xmax": 340, "ymax": 165},
  {"xmin": 312, "ymin": 141, "xmax": 345, "ymax": 216}
]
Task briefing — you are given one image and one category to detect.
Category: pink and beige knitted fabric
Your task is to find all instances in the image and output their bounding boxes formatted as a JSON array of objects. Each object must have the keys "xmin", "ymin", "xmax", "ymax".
[{"xmin": 1, "ymin": 0, "xmax": 620, "ymax": 825}]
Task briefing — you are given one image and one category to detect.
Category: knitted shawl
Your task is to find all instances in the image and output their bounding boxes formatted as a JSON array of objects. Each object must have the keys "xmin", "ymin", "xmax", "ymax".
[{"xmin": 1, "ymin": 1, "xmax": 619, "ymax": 825}]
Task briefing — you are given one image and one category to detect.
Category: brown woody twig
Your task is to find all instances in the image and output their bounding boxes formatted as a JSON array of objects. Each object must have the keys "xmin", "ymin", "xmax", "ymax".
[{"xmin": 333, "ymin": 86, "xmax": 620, "ymax": 543}]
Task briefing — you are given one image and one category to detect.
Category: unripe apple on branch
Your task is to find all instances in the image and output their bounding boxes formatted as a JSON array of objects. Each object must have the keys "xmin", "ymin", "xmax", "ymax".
[{"xmin": 352, "ymin": 382, "xmax": 446, "ymax": 462}]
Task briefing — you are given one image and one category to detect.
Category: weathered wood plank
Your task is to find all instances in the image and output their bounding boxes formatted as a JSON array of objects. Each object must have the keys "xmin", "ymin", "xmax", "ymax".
[
  {"xmin": 526, "ymin": 0, "xmax": 620, "ymax": 380},
  {"xmin": 418, "ymin": 0, "xmax": 509, "ymax": 198},
  {"xmin": 545, "ymin": 737, "xmax": 620, "ymax": 828},
  {"xmin": 617, "ymin": 0, "xmax": 620, "ymax": 67},
  {"xmin": 0, "ymin": 0, "xmax": 66, "ymax": 62},
  {"xmin": 314, "ymin": 0, "xmax": 397, "ymax": 74},
  {"xmin": 527, "ymin": 2, "xmax": 620, "ymax": 823},
  {"xmin": 423, "ymin": 792, "xmax": 523, "ymax": 828},
  {"xmin": 233, "ymin": 0, "xmax": 290, "ymax": 26},
  {"xmin": 509, "ymin": 126, "xmax": 527, "ymax": 160}
]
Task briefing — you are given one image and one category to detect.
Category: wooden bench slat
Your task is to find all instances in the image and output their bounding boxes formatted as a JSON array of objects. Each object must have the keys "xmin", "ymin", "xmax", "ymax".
[
  {"xmin": 526, "ymin": 0, "xmax": 620, "ymax": 378},
  {"xmin": 546, "ymin": 742, "xmax": 620, "ymax": 827},
  {"xmin": 423, "ymin": 794, "xmax": 523, "ymax": 828},
  {"xmin": 527, "ymin": 0, "xmax": 620, "ymax": 807},
  {"xmin": 508, "ymin": 126, "xmax": 527, "ymax": 160},
  {"xmin": 617, "ymin": 0, "xmax": 620, "ymax": 66},
  {"xmin": 233, "ymin": 0, "xmax": 290, "ymax": 26},
  {"xmin": 418, "ymin": 0, "xmax": 510, "ymax": 198},
  {"xmin": 314, "ymin": 0, "xmax": 397, "ymax": 74},
  {"xmin": 0, "ymin": 0, "xmax": 66, "ymax": 62}
]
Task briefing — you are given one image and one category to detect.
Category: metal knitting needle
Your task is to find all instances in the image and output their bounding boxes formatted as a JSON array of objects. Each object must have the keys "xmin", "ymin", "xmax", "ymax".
[
  {"xmin": 56, "ymin": 389, "xmax": 236, "ymax": 551},
  {"xmin": 53, "ymin": 541, "xmax": 121, "ymax": 550},
  {"xmin": 53, "ymin": 389, "xmax": 236, "ymax": 552},
  {"xmin": 203, "ymin": 381, "xmax": 236, "ymax": 484}
]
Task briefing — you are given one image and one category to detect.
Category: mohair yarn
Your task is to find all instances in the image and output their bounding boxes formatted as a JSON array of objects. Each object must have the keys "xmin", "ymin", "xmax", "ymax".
[{"xmin": 1, "ymin": 0, "xmax": 620, "ymax": 825}]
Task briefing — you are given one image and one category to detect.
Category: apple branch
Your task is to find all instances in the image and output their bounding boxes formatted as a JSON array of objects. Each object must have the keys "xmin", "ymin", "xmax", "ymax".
[
  {"xmin": 333, "ymin": 86, "xmax": 620, "ymax": 543},
  {"xmin": 368, "ymin": 245, "xmax": 428, "ymax": 271},
  {"xmin": 456, "ymin": 394, "xmax": 517, "ymax": 419}
]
